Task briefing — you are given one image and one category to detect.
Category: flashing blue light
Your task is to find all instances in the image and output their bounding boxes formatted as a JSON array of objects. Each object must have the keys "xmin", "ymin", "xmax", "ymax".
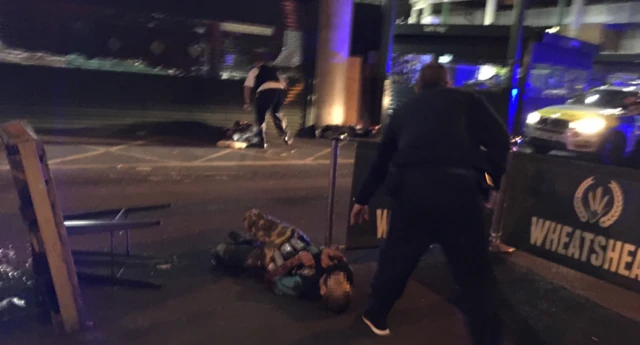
[{"xmin": 507, "ymin": 88, "xmax": 520, "ymax": 134}]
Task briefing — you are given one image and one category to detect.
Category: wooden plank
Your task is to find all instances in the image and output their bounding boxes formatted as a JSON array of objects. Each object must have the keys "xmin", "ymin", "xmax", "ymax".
[{"xmin": 17, "ymin": 140, "xmax": 84, "ymax": 333}]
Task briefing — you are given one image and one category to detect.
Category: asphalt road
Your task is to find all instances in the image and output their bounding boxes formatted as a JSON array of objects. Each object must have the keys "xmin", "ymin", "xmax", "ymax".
[{"xmin": 1, "ymin": 133, "xmax": 639, "ymax": 345}]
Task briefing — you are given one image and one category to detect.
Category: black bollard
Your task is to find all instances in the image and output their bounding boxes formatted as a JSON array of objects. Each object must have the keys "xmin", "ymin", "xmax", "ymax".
[{"xmin": 325, "ymin": 135, "xmax": 346, "ymax": 247}]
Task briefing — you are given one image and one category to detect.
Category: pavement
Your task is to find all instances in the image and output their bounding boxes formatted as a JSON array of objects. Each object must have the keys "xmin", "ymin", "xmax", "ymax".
[{"xmin": 0, "ymin": 123, "xmax": 639, "ymax": 345}]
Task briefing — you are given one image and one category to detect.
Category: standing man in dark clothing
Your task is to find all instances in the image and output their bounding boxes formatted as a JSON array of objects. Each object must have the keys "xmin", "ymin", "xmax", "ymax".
[
  {"xmin": 243, "ymin": 55, "xmax": 293, "ymax": 148},
  {"xmin": 350, "ymin": 61, "xmax": 509, "ymax": 345}
]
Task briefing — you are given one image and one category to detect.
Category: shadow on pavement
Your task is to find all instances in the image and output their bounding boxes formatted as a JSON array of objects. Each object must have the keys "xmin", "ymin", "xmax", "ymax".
[{"xmin": 36, "ymin": 121, "xmax": 228, "ymax": 147}]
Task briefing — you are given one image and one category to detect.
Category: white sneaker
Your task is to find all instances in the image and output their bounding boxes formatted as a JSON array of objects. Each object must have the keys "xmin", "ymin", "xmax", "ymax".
[{"xmin": 362, "ymin": 315, "xmax": 391, "ymax": 336}]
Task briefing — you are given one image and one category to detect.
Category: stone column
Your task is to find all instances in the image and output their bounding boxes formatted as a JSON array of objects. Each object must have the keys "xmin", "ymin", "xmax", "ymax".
[
  {"xmin": 484, "ymin": 0, "xmax": 498, "ymax": 25},
  {"xmin": 568, "ymin": 0, "xmax": 585, "ymax": 38},
  {"xmin": 313, "ymin": 0, "xmax": 354, "ymax": 127}
]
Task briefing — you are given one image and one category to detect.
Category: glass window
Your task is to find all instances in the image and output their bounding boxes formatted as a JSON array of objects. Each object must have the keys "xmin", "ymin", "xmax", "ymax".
[
  {"xmin": 567, "ymin": 89, "xmax": 640, "ymax": 109},
  {"xmin": 388, "ymin": 53, "xmax": 509, "ymax": 91},
  {"xmin": 527, "ymin": 64, "xmax": 587, "ymax": 99},
  {"xmin": 389, "ymin": 53, "xmax": 434, "ymax": 85}
]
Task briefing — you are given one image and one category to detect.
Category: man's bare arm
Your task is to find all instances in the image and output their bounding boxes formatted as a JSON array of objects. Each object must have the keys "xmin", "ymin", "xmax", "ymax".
[
  {"xmin": 244, "ymin": 86, "xmax": 252, "ymax": 105},
  {"xmin": 264, "ymin": 255, "xmax": 299, "ymax": 281}
]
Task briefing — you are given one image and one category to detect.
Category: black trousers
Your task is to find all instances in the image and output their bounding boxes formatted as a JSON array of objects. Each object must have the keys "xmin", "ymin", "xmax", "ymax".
[
  {"xmin": 367, "ymin": 169, "xmax": 502, "ymax": 345},
  {"xmin": 255, "ymin": 88, "xmax": 287, "ymax": 142}
]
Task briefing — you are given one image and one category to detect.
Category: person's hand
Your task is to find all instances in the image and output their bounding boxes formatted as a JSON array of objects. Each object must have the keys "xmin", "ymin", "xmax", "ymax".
[
  {"xmin": 350, "ymin": 204, "xmax": 369, "ymax": 225},
  {"xmin": 485, "ymin": 190, "xmax": 499, "ymax": 209},
  {"xmin": 296, "ymin": 252, "xmax": 315, "ymax": 268},
  {"xmin": 321, "ymin": 248, "xmax": 345, "ymax": 268},
  {"xmin": 243, "ymin": 103, "xmax": 252, "ymax": 111}
]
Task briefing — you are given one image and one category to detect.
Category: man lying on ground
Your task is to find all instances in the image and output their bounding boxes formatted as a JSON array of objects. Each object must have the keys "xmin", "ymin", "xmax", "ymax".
[{"xmin": 211, "ymin": 209, "xmax": 354, "ymax": 314}]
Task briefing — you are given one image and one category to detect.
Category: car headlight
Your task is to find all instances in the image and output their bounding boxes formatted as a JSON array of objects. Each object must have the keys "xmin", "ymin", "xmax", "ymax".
[
  {"xmin": 569, "ymin": 118, "xmax": 606, "ymax": 134},
  {"xmin": 526, "ymin": 112, "xmax": 541, "ymax": 124}
]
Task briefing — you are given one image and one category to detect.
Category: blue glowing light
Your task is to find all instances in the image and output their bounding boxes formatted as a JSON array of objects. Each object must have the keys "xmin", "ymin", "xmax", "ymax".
[{"xmin": 507, "ymin": 87, "xmax": 520, "ymax": 133}]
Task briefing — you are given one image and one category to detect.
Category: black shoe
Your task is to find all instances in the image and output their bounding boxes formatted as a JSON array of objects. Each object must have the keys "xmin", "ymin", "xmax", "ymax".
[
  {"xmin": 210, "ymin": 248, "xmax": 224, "ymax": 269},
  {"xmin": 228, "ymin": 231, "xmax": 254, "ymax": 245},
  {"xmin": 247, "ymin": 142, "xmax": 267, "ymax": 149},
  {"xmin": 362, "ymin": 312, "xmax": 390, "ymax": 336}
]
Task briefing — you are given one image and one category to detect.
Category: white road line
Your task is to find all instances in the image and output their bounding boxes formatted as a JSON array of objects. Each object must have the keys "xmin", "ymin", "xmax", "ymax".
[
  {"xmin": 234, "ymin": 149, "xmax": 292, "ymax": 160},
  {"xmin": 110, "ymin": 150, "xmax": 181, "ymax": 164},
  {"xmin": 304, "ymin": 141, "xmax": 350, "ymax": 162},
  {"xmin": 47, "ymin": 148, "xmax": 109, "ymax": 164},
  {"xmin": 47, "ymin": 140, "xmax": 147, "ymax": 164},
  {"xmin": 0, "ymin": 159, "xmax": 354, "ymax": 170},
  {"xmin": 304, "ymin": 148, "xmax": 332, "ymax": 162},
  {"xmin": 193, "ymin": 149, "xmax": 232, "ymax": 163}
]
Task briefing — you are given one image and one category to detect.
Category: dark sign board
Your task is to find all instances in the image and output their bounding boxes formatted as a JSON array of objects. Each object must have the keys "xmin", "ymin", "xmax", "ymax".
[
  {"xmin": 501, "ymin": 153, "xmax": 640, "ymax": 293},
  {"xmin": 346, "ymin": 140, "xmax": 394, "ymax": 249}
]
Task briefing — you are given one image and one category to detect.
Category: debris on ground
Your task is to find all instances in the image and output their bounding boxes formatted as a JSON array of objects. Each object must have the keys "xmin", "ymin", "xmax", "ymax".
[
  {"xmin": 298, "ymin": 123, "xmax": 381, "ymax": 140},
  {"xmin": 217, "ymin": 121, "xmax": 262, "ymax": 149}
]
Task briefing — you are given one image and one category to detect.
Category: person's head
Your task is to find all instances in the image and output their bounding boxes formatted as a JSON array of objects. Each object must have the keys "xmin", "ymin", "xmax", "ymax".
[
  {"xmin": 319, "ymin": 263, "xmax": 354, "ymax": 314},
  {"xmin": 414, "ymin": 61, "xmax": 450, "ymax": 92},
  {"xmin": 252, "ymin": 50, "xmax": 270, "ymax": 68}
]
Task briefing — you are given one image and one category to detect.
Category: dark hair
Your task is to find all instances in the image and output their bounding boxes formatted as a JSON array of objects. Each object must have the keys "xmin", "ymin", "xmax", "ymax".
[
  {"xmin": 324, "ymin": 271, "xmax": 352, "ymax": 315},
  {"xmin": 325, "ymin": 261, "xmax": 354, "ymax": 284},
  {"xmin": 252, "ymin": 50, "xmax": 271, "ymax": 64},
  {"xmin": 416, "ymin": 61, "xmax": 449, "ymax": 90}
]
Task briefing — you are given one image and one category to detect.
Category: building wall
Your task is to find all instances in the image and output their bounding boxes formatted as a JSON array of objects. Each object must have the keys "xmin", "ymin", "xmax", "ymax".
[
  {"xmin": 620, "ymin": 28, "xmax": 640, "ymax": 53},
  {"xmin": 442, "ymin": 2, "xmax": 640, "ymax": 54},
  {"xmin": 0, "ymin": 0, "xmax": 313, "ymax": 132}
]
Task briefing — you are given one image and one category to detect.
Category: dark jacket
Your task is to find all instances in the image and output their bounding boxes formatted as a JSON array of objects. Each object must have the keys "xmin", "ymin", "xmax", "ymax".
[
  {"xmin": 355, "ymin": 86, "xmax": 510, "ymax": 205},
  {"xmin": 254, "ymin": 64, "xmax": 281, "ymax": 93}
]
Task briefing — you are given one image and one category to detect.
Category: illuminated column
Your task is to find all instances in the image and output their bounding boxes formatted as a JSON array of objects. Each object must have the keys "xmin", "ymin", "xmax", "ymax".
[
  {"xmin": 313, "ymin": 0, "xmax": 353, "ymax": 127},
  {"xmin": 420, "ymin": 3, "xmax": 435, "ymax": 24},
  {"xmin": 409, "ymin": 8, "xmax": 421, "ymax": 24},
  {"xmin": 568, "ymin": 0, "xmax": 585, "ymax": 38},
  {"xmin": 484, "ymin": 0, "xmax": 498, "ymax": 25},
  {"xmin": 556, "ymin": 0, "xmax": 569, "ymax": 27}
]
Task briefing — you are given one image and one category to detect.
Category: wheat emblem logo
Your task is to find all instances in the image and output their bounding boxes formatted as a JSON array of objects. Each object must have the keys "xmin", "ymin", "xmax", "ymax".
[{"xmin": 573, "ymin": 176, "xmax": 624, "ymax": 228}]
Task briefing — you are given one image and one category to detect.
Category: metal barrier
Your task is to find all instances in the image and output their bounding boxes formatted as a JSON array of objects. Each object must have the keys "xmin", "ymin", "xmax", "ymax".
[
  {"xmin": 0, "ymin": 121, "xmax": 171, "ymax": 333},
  {"xmin": 345, "ymin": 140, "xmax": 394, "ymax": 249},
  {"xmin": 499, "ymin": 152, "xmax": 640, "ymax": 293}
]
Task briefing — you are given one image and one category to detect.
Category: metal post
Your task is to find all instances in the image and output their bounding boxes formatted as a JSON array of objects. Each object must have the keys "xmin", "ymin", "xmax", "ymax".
[
  {"xmin": 488, "ymin": 187, "xmax": 516, "ymax": 253},
  {"xmin": 441, "ymin": 2, "xmax": 451, "ymax": 24},
  {"xmin": 556, "ymin": 0, "xmax": 569, "ymax": 27},
  {"xmin": 568, "ymin": 0, "xmax": 585, "ymax": 38},
  {"xmin": 505, "ymin": 0, "xmax": 528, "ymax": 135},
  {"xmin": 378, "ymin": 0, "xmax": 397, "ymax": 127},
  {"xmin": 109, "ymin": 232, "xmax": 115, "ymax": 276},
  {"xmin": 325, "ymin": 137, "xmax": 341, "ymax": 247}
]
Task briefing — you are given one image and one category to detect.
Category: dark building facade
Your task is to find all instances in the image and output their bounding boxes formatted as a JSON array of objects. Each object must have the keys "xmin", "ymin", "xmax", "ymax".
[{"xmin": 0, "ymin": 0, "xmax": 318, "ymax": 131}]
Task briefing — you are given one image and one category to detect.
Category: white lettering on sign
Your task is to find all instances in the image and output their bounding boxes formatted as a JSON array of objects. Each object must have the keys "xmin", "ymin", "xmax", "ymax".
[
  {"xmin": 376, "ymin": 209, "xmax": 391, "ymax": 239},
  {"xmin": 422, "ymin": 25, "xmax": 448, "ymax": 33},
  {"xmin": 529, "ymin": 217, "xmax": 640, "ymax": 280}
]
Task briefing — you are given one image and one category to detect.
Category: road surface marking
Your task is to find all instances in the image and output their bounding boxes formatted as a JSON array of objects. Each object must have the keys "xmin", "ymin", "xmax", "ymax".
[
  {"xmin": 47, "ymin": 141, "xmax": 147, "ymax": 164},
  {"xmin": 193, "ymin": 149, "xmax": 233, "ymax": 163},
  {"xmin": 0, "ymin": 159, "xmax": 354, "ymax": 170},
  {"xmin": 110, "ymin": 150, "xmax": 180, "ymax": 164},
  {"xmin": 47, "ymin": 149, "xmax": 110, "ymax": 164},
  {"xmin": 234, "ymin": 149, "xmax": 293, "ymax": 160},
  {"xmin": 304, "ymin": 141, "xmax": 349, "ymax": 162}
]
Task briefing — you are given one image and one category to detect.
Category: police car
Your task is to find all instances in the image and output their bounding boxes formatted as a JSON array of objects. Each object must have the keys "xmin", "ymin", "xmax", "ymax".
[{"xmin": 523, "ymin": 85, "xmax": 640, "ymax": 164}]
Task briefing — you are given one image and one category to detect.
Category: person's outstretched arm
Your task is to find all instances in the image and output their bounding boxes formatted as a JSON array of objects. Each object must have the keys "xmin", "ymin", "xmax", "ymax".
[
  {"xmin": 354, "ymin": 114, "xmax": 400, "ymax": 206},
  {"xmin": 468, "ymin": 93, "xmax": 510, "ymax": 189},
  {"xmin": 243, "ymin": 68, "xmax": 258, "ymax": 107}
]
